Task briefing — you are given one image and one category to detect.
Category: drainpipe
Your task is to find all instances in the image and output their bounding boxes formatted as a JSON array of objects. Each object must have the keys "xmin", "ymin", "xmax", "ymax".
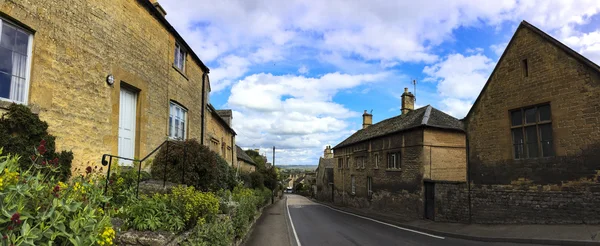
[
  {"xmin": 200, "ymin": 74, "xmax": 206, "ymax": 145},
  {"xmin": 231, "ymin": 135, "xmax": 235, "ymax": 166}
]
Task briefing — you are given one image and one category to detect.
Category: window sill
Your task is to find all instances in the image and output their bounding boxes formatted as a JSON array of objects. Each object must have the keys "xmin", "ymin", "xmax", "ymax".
[
  {"xmin": 172, "ymin": 64, "xmax": 189, "ymax": 80},
  {"xmin": 0, "ymin": 99, "xmax": 39, "ymax": 114},
  {"xmin": 386, "ymin": 168, "xmax": 402, "ymax": 172}
]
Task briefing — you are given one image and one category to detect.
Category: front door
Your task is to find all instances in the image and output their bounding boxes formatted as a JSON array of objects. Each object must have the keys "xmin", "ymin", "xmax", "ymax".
[
  {"xmin": 424, "ymin": 182, "xmax": 435, "ymax": 220},
  {"xmin": 118, "ymin": 87, "xmax": 137, "ymax": 166}
]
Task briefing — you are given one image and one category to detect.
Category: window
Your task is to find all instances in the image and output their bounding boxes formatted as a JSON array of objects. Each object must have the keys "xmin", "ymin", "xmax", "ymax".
[
  {"xmin": 346, "ymin": 157, "xmax": 350, "ymax": 168},
  {"xmin": 355, "ymin": 157, "xmax": 364, "ymax": 169},
  {"xmin": 387, "ymin": 152, "xmax": 400, "ymax": 169},
  {"xmin": 367, "ymin": 176, "xmax": 372, "ymax": 198},
  {"xmin": 174, "ymin": 43, "xmax": 186, "ymax": 71},
  {"xmin": 0, "ymin": 19, "xmax": 33, "ymax": 103},
  {"xmin": 337, "ymin": 158, "xmax": 343, "ymax": 169},
  {"xmin": 510, "ymin": 104, "xmax": 553, "ymax": 159},
  {"xmin": 522, "ymin": 59, "xmax": 529, "ymax": 77},
  {"xmin": 169, "ymin": 102, "xmax": 187, "ymax": 139},
  {"xmin": 374, "ymin": 154, "xmax": 379, "ymax": 169},
  {"xmin": 351, "ymin": 175, "xmax": 356, "ymax": 195}
]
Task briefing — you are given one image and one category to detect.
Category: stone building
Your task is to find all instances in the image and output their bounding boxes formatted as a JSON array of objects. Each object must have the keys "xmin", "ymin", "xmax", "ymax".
[
  {"xmin": 205, "ymin": 105, "xmax": 236, "ymax": 166},
  {"xmin": 462, "ymin": 21, "xmax": 600, "ymax": 224},
  {"xmin": 0, "ymin": 0, "xmax": 219, "ymax": 173},
  {"xmin": 236, "ymin": 145, "xmax": 256, "ymax": 174},
  {"xmin": 332, "ymin": 90, "xmax": 466, "ymax": 220},
  {"xmin": 315, "ymin": 146, "xmax": 335, "ymax": 202}
]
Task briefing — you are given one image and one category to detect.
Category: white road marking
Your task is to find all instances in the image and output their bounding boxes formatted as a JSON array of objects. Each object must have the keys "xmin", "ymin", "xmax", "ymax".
[
  {"xmin": 317, "ymin": 202, "xmax": 445, "ymax": 240},
  {"xmin": 286, "ymin": 197, "xmax": 302, "ymax": 246}
]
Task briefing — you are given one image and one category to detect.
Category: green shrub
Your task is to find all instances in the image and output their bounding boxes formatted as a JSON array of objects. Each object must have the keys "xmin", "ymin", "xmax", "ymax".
[
  {"xmin": 106, "ymin": 165, "xmax": 151, "ymax": 207},
  {"xmin": 254, "ymin": 187, "xmax": 272, "ymax": 207},
  {"xmin": 171, "ymin": 186, "xmax": 219, "ymax": 228},
  {"xmin": 182, "ymin": 215, "xmax": 234, "ymax": 246},
  {"xmin": 121, "ymin": 193, "xmax": 185, "ymax": 232},
  {"xmin": 0, "ymin": 149, "xmax": 114, "ymax": 245},
  {"xmin": 151, "ymin": 140, "xmax": 236, "ymax": 191},
  {"xmin": 231, "ymin": 186, "xmax": 260, "ymax": 238},
  {"xmin": 0, "ymin": 104, "xmax": 73, "ymax": 181},
  {"xmin": 249, "ymin": 172, "xmax": 264, "ymax": 189}
]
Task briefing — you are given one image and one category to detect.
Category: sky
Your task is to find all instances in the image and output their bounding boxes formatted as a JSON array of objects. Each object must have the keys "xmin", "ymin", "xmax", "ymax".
[{"xmin": 159, "ymin": 0, "xmax": 600, "ymax": 165}]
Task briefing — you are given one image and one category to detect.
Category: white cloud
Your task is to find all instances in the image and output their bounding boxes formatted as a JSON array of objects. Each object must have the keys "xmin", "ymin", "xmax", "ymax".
[
  {"xmin": 490, "ymin": 42, "xmax": 508, "ymax": 57},
  {"xmin": 466, "ymin": 47, "xmax": 484, "ymax": 54},
  {"xmin": 298, "ymin": 65, "xmax": 309, "ymax": 74}
]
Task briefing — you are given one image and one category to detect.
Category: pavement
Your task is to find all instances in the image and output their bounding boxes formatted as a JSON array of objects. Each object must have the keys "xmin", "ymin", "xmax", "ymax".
[{"xmin": 245, "ymin": 194, "xmax": 556, "ymax": 246}]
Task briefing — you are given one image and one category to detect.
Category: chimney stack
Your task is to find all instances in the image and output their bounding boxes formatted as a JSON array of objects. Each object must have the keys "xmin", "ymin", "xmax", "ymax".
[
  {"xmin": 401, "ymin": 88, "xmax": 415, "ymax": 115},
  {"xmin": 324, "ymin": 145, "xmax": 334, "ymax": 159},
  {"xmin": 362, "ymin": 110, "xmax": 372, "ymax": 129}
]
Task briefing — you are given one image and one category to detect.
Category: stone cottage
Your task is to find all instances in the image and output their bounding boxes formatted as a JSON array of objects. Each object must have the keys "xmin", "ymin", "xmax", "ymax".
[
  {"xmin": 206, "ymin": 105, "xmax": 236, "ymax": 166},
  {"xmin": 332, "ymin": 90, "xmax": 466, "ymax": 220},
  {"xmin": 0, "ymin": 0, "xmax": 237, "ymax": 174},
  {"xmin": 236, "ymin": 145, "xmax": 256, "ymax": 174},
  {"xmin": 463, "ymin": 20, "xmax": 600, "ymax": 224},
  {"xmin": 315, "ymin": 146, "xmax": 335, "ymax": 202}
]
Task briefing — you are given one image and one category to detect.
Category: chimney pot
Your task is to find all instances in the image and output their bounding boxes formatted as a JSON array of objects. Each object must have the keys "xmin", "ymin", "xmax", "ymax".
[
  {"xmin": 401, "ymin": 88, "xmax": 415, "ymax": 115},
  {"xmin": 404, "ymin": 87, "xmax": 408, "ymax": 92}
]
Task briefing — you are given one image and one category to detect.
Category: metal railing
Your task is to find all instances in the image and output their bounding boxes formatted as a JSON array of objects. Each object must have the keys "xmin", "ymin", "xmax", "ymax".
[{"xmin": 101, "ymin": 140, "xmax": 187, "ymax": 198}]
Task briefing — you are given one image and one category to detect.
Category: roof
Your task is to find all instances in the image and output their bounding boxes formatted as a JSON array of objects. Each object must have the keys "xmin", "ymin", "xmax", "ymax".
[
  {"xmin": 216, "ymin": 110, "xmax": 232, "ymax": 119},
  {"xmin": 236, "ymin": 145, "xmax": 256, "ymax": 166},
  {"xmin": 207, "ymin": 104, "xmax": 236, "ymax": 135},
  {"xmin": 138, "ymin": 0, "xmax": 209, "ymax": 73},
  {"xmin": 334, "ymin": 105, "xmax": 463, "ymax": 149},
  {"xmin": 318, "ymin": 157, "xmax": 335, "ymax": 169},
  {"xmin": 464, "ymin": 20, "xmax": 600, "ymax": 120}
]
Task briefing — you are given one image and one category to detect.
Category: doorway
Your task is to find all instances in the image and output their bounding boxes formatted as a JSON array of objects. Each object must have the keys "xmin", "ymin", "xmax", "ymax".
[
  {"xmin": 118, "ymin": 87, "xmax": 137, "ymax": 166},
  {"xmin": 424, "ymin": 181, "xmax": 435, "ymax": 220}
]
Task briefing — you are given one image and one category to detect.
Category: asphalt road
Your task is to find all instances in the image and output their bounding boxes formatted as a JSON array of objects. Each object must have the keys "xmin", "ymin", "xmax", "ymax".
[{"xmin": 285, "ymin": 194, "xmax": 545, "ymax": 246}]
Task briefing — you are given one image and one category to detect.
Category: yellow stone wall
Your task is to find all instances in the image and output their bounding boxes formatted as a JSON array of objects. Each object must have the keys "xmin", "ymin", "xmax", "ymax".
[
  {"xmin": 0, "ymin": 0, "xmax": 208, "ymax": 175},
  {"xmin": 237, "ymin": 160, "xmax": 256, "ymax": 173},
  {"xmin": 205, "ymin": 108, "xmax": 236, "ymax": 166},
  {"xmin": 422, "ymin": 128, "xmax": 467, "ymax": 181}
]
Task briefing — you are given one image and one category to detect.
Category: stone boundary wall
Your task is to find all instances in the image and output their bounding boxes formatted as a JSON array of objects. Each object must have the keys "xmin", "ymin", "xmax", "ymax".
[{"xmin": 433, "ymin": 182, "xmax": 469, "ymax": 223}]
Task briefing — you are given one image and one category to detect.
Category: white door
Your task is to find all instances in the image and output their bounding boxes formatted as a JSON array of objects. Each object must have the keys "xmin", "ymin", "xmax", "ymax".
[{"xmin": 118, "ymin": 88, "xmax": 137, "ymax": 166}]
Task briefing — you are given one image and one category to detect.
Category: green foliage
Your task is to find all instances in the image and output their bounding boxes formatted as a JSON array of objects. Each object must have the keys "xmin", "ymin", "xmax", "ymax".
[
  {"xmin": 0, "ymin": 104, "xmax": 73, "ymax": 181},
  {"xmin": 171, "ymin": 186, "xmax": 219, "ymax": 228},
  {"xmin": 106, "ymin": 166, "xmax": 150, "ymax": 208},
  {"xmin": 120, "ymin": 185, "xmax": 219, "ymax": 233},
  {"xmin": 182, "ymin": 215, "xmax": 234, "ymax": 246},
  {"xmin": 151, "ymin": 140, "xmax": 236, "ymax": 191},
  {"xmin": 0, "ymin": 149, "xmax": 114, "ymax": 245},
  {"xmin": 249, "ymin": 172, "xmax": 264, "ymax": 189}
]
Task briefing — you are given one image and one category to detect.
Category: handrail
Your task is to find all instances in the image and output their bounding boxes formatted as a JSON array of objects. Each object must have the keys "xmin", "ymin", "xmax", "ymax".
[{"xmin": 101, "ymin": 139, "xmax": 186, "ymax": 198}]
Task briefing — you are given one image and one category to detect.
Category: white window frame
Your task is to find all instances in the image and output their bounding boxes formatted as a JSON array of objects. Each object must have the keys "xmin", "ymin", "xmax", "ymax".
[
  {"xmin": 0, "ymin": 18, "xmax": 33, "ymax": 104},
  {"xmin": 374, "ymin": 154, "xmax": 379, "ymax": 169},
  {"xmin": 174, "ymin": 43, "xmax": 186, "ymax": 72},
  {"xmin": 169, "ymin": 101, "xmax": 187, "ymax": 140}
]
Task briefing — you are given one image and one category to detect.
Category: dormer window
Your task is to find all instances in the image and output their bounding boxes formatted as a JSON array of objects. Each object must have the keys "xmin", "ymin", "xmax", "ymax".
[{"xmin": 174, "ymin": 43, "xmax": 186, "ymax": 72}]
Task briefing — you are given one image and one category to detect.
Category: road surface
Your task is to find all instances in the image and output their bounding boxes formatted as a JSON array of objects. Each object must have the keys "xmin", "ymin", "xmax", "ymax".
[{"xmin": 246, "ymin": 194, "xmax": 545, "ymax": 246}]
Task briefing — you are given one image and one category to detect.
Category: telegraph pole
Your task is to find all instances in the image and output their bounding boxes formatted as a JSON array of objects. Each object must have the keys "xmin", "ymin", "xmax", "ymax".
[{"xmin": 272, "ymin": 146, "xmax": 275, "ymax": 167}]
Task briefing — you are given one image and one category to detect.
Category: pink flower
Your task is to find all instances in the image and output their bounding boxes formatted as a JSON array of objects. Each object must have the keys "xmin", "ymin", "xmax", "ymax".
[
  {"xmin": 39, "ymin": 139, "xmax": 46, "ymax": 146},
  {"xmin": 42, "ymin": 160, "xmax": 47, "ymax": 166}
]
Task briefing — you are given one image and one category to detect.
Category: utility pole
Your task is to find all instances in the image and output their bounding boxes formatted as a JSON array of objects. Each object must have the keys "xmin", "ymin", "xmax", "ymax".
[{"xmin": 272, "ymin": 146, "xmax": 275, "ymax": 167}]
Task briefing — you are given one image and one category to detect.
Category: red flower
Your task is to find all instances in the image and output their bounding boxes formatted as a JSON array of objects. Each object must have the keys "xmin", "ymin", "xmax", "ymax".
[
  {"xmin": 37, "ymin": 145, "xmax": 46, "ymax": 155},
  {"xmin": 86, "ymin": 166, "xmax": 92, "ymax": 174},
  {"xmin": 7, "ymin": 226, "xmax": 12, "ymax": 231},
  {"xmin": 42, "ymin": 160, "xmax": 47, "ymax": 166},
  {"xmin": 2, "ymin": 234, "xmax": 6, "ymax": 239},
  {"xmin": 30, "ymin": 155, "xmax": 36, "ymax": 161},
  {"xmin": 53, "ymin": 158, "xmax": 59, "ymax": 164},
  {"xmin": 15, "ymin": 220, "xmax": 21, "ymax": 225},
  {"xmin": 10, "ymin": 213, "xmax": 19, "ymax": 223},
  {"xmin": 40, "ymin": 139, "xmax": 46, "ymax": 146},
  {"xmin": 53, "ymin": 185, "xmax": 60, "ymax": 193}
]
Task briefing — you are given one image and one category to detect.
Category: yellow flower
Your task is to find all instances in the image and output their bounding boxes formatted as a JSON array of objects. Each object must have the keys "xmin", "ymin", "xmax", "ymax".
[{"xmin": 98, "ymin": 227, "xmax": 115, "ymax": 245}]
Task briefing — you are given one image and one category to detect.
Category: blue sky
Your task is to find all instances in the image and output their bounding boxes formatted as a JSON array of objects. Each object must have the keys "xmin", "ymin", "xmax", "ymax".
[{"xmin": 160, "ymin": 0, "xmax": 600, "ymax": 165}]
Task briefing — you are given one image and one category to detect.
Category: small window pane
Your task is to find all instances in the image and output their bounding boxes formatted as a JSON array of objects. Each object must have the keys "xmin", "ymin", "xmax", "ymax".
[
  {"xmin": 0, "ymin": 47, "xmax": 13, "ymax": 74},
  {"xmin": 15, "ymin": 30, "xmax": 28, "ymax": 54},
  {"xmin": 525, "ymin": 108, "xmax": 536, "ymax": 124},
  {"xmin": 525, "ymin": 126, "xmax": 538, "ymax": 158},
  {"xmin": 539, "ymin": 105, "xmax": 551, "ymax": 121},
  {"xmin": 512, "ymin": 128, "xmax": 524, "ymax": 159},
  {"xmin": 0, "ymin": 72, "xmax": 10, "ymax": 98},
  {"xmin": 539, "ymin": 124, "xmax": 554, "ymax": 157},
  {"xmin": 1, "ymin": 24, "xmax": 16, "ymax": 49},
  {"xmin": 13, "ymin": 52, "xmax": 27, "ymax": 78},
  {"xmin": 511, "ymin": 110, "xmax": 522, "ymax": 126}
]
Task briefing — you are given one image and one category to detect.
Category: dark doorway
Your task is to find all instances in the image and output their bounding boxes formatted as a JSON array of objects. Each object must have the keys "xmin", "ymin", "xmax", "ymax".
[{"xmin": 424, "ymin": 182, "xmax": 435, "ymax": 220}]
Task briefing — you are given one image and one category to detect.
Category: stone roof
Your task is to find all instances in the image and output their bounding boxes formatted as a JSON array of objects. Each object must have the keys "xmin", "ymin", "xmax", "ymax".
[
  {"xmin": 334, "ymin": 105, "xmax": 463, "ymax": 149},
  {"xmin": 318, "ymin": 157, "xmax": 335, "ymax": 169},
  {"xmin": 216, "ymin": 110, "xmax": 232, "ymax": 118},
  {"xmin": 236, "ymin": 145, "xmax": 256, "ymax": 166}
]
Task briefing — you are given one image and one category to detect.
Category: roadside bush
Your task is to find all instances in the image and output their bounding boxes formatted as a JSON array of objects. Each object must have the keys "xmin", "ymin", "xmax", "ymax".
[
  {"xmin": 0, "ymin": 103, "xmax": 73, "ymax": 181},
  {"xmin": 255, "ymin": 187, "xmax": 272, "ymax": 207},
  {"xmin": 120, "ymin": 185, "xmax": 219, "ymax": 232},
  {"xmin": 106, "ymin": 165, "xmax": 151, "ymax": 207},
  {"xmin": 238, "ymin": 172, "xmax": 251, "ymax": 188},
  {"xmin": 151, "ymin": 140, "xmax": 236, "ymax": 191},
  {"xmin": 182, "ymin": 215, "xmax": 234, "ymax": 246},
  {"xmin": 249, "ymin": 172, "xmax": 264, "ymax": 189},
  {"xmin": 231, "ymin": 186, "xmax": 260, "ymax": 238},
  {"xmin": 0, "ymin": 148, "xmax": 114, "ymax": 245}
]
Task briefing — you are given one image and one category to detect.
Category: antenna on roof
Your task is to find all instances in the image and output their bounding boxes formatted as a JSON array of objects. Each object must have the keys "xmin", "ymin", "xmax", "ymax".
[
  {"xmin": 412, "ymin": 79, "xmax": 417, "ymax": 102},
  {"xmin": 370, "ymin": 109, "xmax": 373, "ymax": 114}
]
